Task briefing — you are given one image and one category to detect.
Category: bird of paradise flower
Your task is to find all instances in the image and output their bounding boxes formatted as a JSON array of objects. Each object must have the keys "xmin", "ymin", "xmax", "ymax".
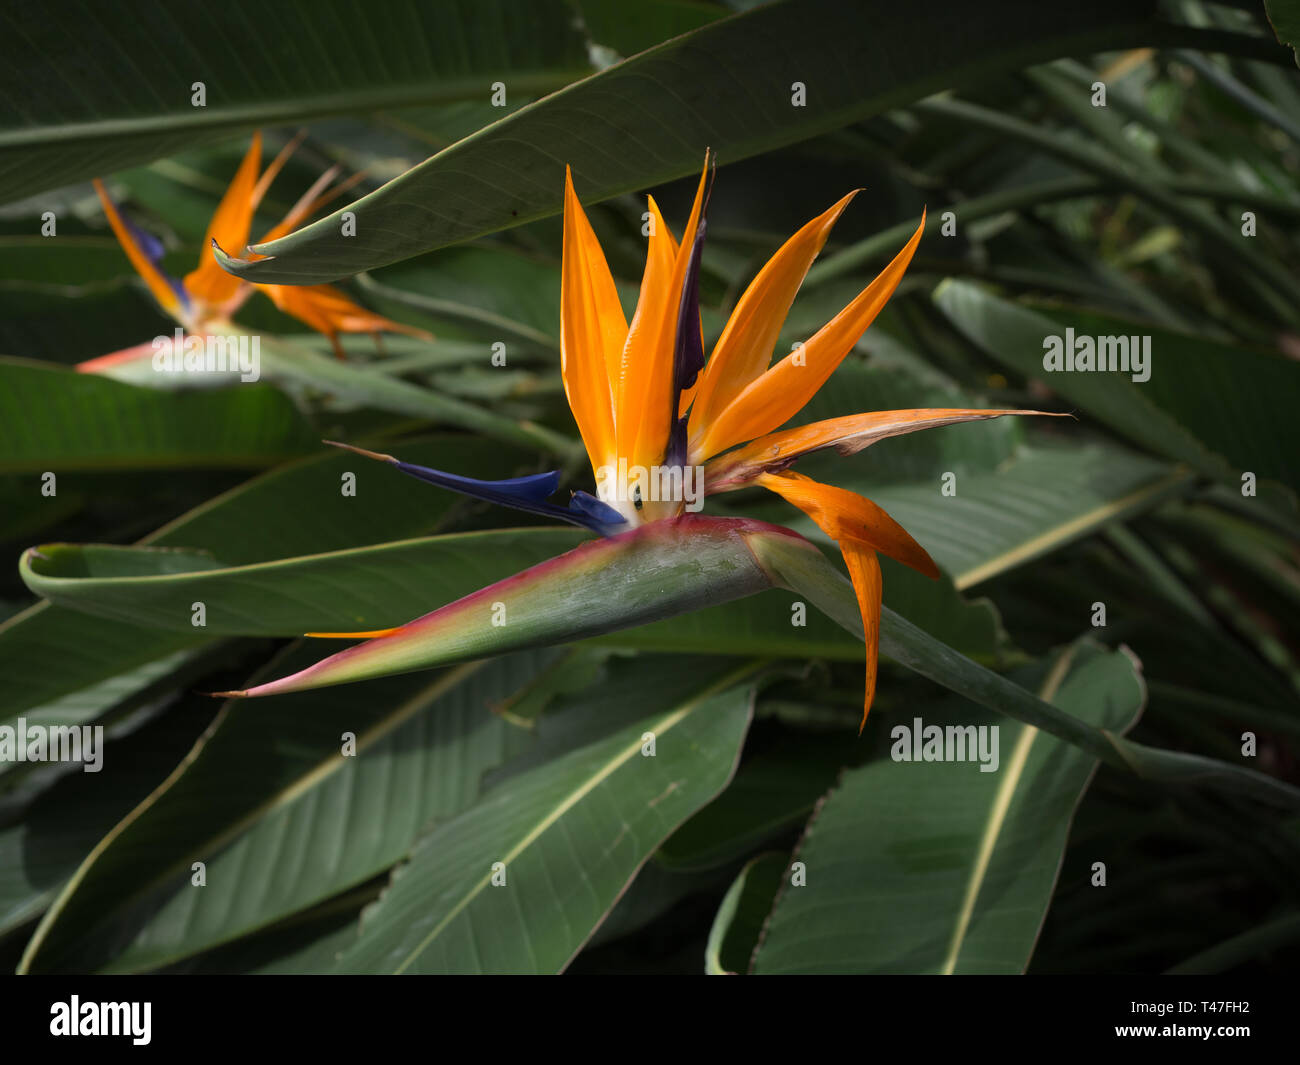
[
  {"xmin": 216, "ymin": 155, "xmax": 1054, "ymax": 730},
  {"xmin": 80, "ymin": 131, "xmax": 427, "ymax": 373}
]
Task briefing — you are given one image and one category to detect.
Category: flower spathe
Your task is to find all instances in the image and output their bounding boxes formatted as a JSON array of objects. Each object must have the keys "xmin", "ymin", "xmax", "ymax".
[
  {"xmin": 222, "ymin": 156, "xmax": 1056, "ymax": 730},
  {"xmin": 81, "ymin": 132, "xmax": 428, "ymax": 371}
]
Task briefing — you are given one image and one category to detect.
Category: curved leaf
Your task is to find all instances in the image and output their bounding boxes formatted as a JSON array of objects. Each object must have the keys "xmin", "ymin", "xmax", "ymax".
[
  {"xmin": 934, "ymin": 280, "xmax": 1300, "ymax": 501},
  {"xmin": 20, "ymin": 530, "xmax": 591, "ymax": 636},
  {"xmin": 17, "ymin": 647, "xmax": 557, "ymax": 973},
  {"xmin": 749, "ymin": 528, "xmax": 1300, "ymax": 809},
  {"xmin": 0, "ymin": 0, "xmax": 590, "ymax": 204},
  {"xmin": 0, "ymin": 690, "xmax": 217, "ymax": 938},
  {"xmin": 17, "ymin": 520, "xmax": 820, "ymax": 695},
  {"xmin": 1, "ymin": 434, "xmax": 536, "ymax": 720},
  {"xmin": 705, "ymin": 851, "xmax": 787, "ymax": 975},
  {"xmin": 750, "ymin": 643, "xmax": 1143, "ymax": 973},
  {"xmin": 0, "ymin": 357, "xmax": 315, "ymax": 471},
  {"xmin": 330, "ymin": 664, "xmax": 757, "ymax": 973},
  {"xmin": 220, "ymin": 0, "xmax": 1161, "ymax": 283}
]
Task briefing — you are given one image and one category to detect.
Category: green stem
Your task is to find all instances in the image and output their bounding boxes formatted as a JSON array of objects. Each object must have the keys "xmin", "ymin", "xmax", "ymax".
[{"xmin": 748, "ymin": 531, "xmax": 1300, "ymax": 810}]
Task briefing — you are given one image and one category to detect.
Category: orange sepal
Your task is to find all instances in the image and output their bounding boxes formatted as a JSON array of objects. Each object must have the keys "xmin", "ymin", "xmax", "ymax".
[
  {"xmin": 755, "ymin": 469, "xmax": 939, "ymax": 580},
  {"xmin": 704, "ymin": 407, "xmax": 1065, "ymax": 491},
  {"xmin": 92, "ymin": 179, "xmax": 184, "ymax": 320},
  {"xmin": 841, "ymin": 540, "xmax": 882, "ymax": 733},
  {"xmin": 560, "ymin": 166, "xmax": 625, "ymax": 471},
  {"xmin": 621, "ymin": 163, "xmax": 709, "ymax": 471},
  {"xmin": 756, "ymin": 469, "xmax": 897, "ymax": 731},
  {"xmin": 260, "ymin": 283, "xmax": 432, "ymax": 359},
  {"xmin": 688, "ymin": 190, "xmax": 858, "ymax": 444},
  {"xmin": 693, "ymin": 211, "xmax": 926, "ymax": 461},
  {"xmin": 614, "ymin": 193, "xmax": 681, "ymax": 473},
  {"xmin": 184, "ymin": 132, "xmax": 263, "ymax": 308}
]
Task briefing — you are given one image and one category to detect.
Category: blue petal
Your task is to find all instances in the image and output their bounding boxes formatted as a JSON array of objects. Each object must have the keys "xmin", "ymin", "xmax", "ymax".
[
  {"xmin": 122, "ymin": 213, "xmax": 166, "ymax": 264},
  {"xmin": 117, "ymin": 201, "xmax": 192, "ymax": 312},
  {"xmin": 393, "ymin": 462, "xmax": 561, "ymax": 504},
  {"xmin": 672, "ymin": 214, "xmax": 707, "ymax": 399},
  {"xmin": 389, "ymin": 460, "xmax": 623, "ymax": 536},
  {"xmin": 568, "ymin": 490, "xmax": 628, "ymax": 535}
]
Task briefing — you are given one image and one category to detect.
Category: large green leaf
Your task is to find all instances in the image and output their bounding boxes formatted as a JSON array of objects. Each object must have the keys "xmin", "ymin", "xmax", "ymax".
[
  {"xmin": 0, "ymin": 691, "xmax": 217, "ymax": 938},
  {"xmin": 14, "ymin": 530, "xmax": 622, "ymax": 636},
  {"xmin": 82, "ymin": 335, "xmax": 578, "ymax": 457},
  {"xmin": 364, "ymin": 247, "xmax": 564, "ymax": 349},
  {"xmin": 0, "ymin": 357, "xmax": 316, "ymax": 471},
  {"xmin": 750, "ymin": 642, "xmax": 1142, "ymax": 973},
  {"xmin": 934, "ymin": 281, "xmax": 1300, "ymax": 500},
  {"xmin": 575, "ymin": 0, "xmax": 724, "ymax": 58},
  {"xmin": 25, "ymin": 506, "xmax": 1298, "ymax": 809},
  {"xmin": 657, "ymin": 732, "xmax": 850, "ymax": 871},
  {"xmin": 0, "ymin": 434, "xmax": 535, "ymax": 720},
  {"xmin": 582, "ymin": 852, "xmax": 734, "ymax": 956},
  {"xmin": 0, "ymin": 609, "xmax": 202, "ymax": 736},
  {"xmin": 1264, "ymin": 1, "xmax": 1300, "ymax": 68},
  {"xmin": 18, "ymin": 510, "xmax": 1000, "ymax": 702},
  {"xmin": 15, "ymin": 521, "xmax": 840, "ymax": 664},
  {"xmin": 746, "ymin": 440, "xmax": 1189, "ymax": 590},
  {"xmin": 705, "ymin": 851, "xmax": 788, "ymax": 975},
  {"xmin": 163, "ymin": 892, "xmax": 380, "ymax": 975},
  {"xmin": 328, "ymin": 664, "xmax": 757, "ymax": 973},
  {"xmin": 16, "ymin": 647, "xmax": 555, "ymax": 973},
  {"xmin": 219, "ymin": 0, "xmax": 1162, "ymax": 283},
  {"xmin": 749, "ymin": 528, "xmax": 1300, "ymax": 808},
  {"xmin": 0, "ymin": 644, "xmax": 232, "ymax": 790},
  {"xmin": 0, "ymin": 0, "xmax": 590, "ymax": 204}
]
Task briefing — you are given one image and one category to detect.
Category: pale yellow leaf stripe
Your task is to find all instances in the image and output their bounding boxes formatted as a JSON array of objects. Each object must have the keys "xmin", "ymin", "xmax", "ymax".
[
  {"xmin": 19, "ymin": 660, "xmax": 485, "ymax": 974},
  {"xmin": 391, "ymin": 662, "xmax": 759, "ymax": 974},
  {"xmin": 954, "ymin": 466, "xmax": 1191, "ymax": 590},
  {"xmin": 938, "ymin": 647, "xmax": 1076, "ymax": 975}
]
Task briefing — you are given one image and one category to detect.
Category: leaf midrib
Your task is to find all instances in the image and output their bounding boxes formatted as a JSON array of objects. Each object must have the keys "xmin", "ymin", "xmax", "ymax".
[
  {"xmin": 938, "ymin": 648, "xmax": 1076, "ymax": 974},
  {"xmin": 19, "ymin": 659, "xmax": 487, "ymax": 974},
  {"xmin": 0, "ymin": 72, "xmax": 590, "ymax": 150},
  {"xmin": 389, "ymin": 662, "xmax": 760, "ymax": 973}
]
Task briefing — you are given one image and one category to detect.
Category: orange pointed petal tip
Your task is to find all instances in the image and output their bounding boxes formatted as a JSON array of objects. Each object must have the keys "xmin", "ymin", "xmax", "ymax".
[
  {"xmin": 251, "ymin": 129, "xmax": 306, "ymax": 213},
  {"xmin": 703, "ymin": 408, "xmax": 1068, "ymax": 491},
  {"xmin": 840, "ymin": 541, "xmax": 882, "ymax": 733},
  {"xmin": 755, "ymin": 469, "xmax": 940, "ymax": 581},
  {"xmin": 615, "ymin": 158, "xmax": 712, "ymax": 475},
  {"xmin": 184, "ymin": 132, "xmax": 263, "ymax": 307},
  {"xmin": 612, "ymin": 193, "xmax": 677, "ymax": 472}
]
